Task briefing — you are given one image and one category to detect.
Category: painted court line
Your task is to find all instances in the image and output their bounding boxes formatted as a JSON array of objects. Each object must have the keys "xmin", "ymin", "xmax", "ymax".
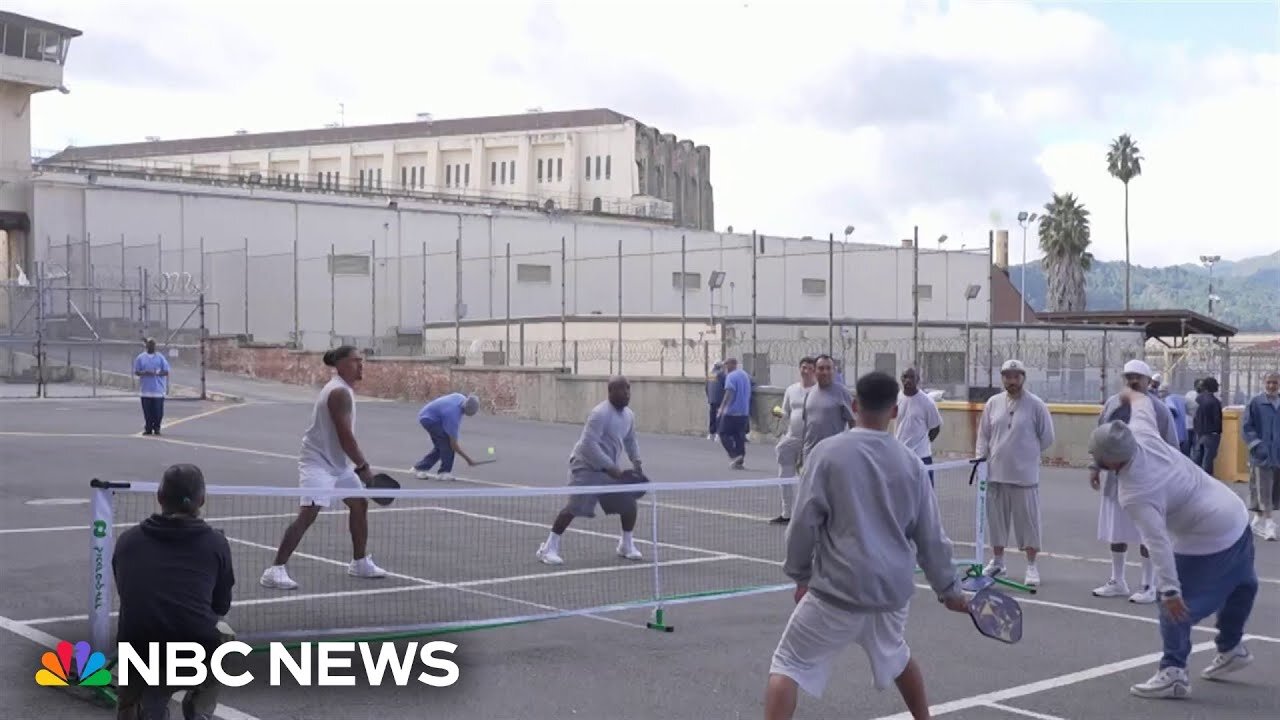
[
  {"xmin": 984, "ymin": 703, "xmax": 1069, "ymax": 720},
  {"xmin": 219, "ymin": 532, "xmax": 647, "ymax": 631},
  {"xmin": 868, "ymin": 642, "xmax": 1219, "ymax": 720},
  {"xmin": 19, "ymin": 555, "xmax": 730, "ymax": 627},
  {"xmin": 0, "ymin": 612, "xmax": 261, "ymax": 720}
]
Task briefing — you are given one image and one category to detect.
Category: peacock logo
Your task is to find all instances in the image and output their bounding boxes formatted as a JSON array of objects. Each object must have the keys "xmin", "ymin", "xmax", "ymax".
[{"xmin": 35, "ymin": 640, "xmax": 111, "ymax": 687}]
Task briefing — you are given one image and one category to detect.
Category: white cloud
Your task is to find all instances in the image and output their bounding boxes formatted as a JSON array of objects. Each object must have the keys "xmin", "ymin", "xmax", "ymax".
[{"xmin": 17, "ymin": 0, "xmax": 1279, "ymax": 266}]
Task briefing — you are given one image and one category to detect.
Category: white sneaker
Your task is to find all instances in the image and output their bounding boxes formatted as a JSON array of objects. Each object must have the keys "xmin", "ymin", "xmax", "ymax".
[
  {"xmin": 437, "ymin": 472, "xmax": 456, "ymax": 481},
  {"xmin": 729, "ymin": 456, "xmax": 745, "ymax": 469},
  {"xmin": 348, "ymin": 555, "xmax": 387, "ymax": 578},
  {"xmin": 414, "ymin": 470, "xmax": 434, "ymax": 480},
  {"xmin": 259, "ymin": 565, "xmax": 297, "ymax": 590},
  {"xmin": 1264, "ymin": 519, "xmax": 1278, "ymax": 541},
  {"xmin": 1129, "ymin": 585, "xmax": 1157, "ymax": 604},
  {"xmin": 1093, "ymin": 579, "xmax": 1130, "ymax": 598},
  {"xmin": 1201, "ymin": 643, "xmax": 1253, "ymax": 680},
  {"xmin": 617, "ymin": 542, "xmax": 643, "ymax": 561},
  {"xmin": 1024, "ymin": 565, "xmax": 1040, "ymax": 587},
  {"xmin": 1130, "ymin": 667, "xmax": 1190, "ymax": 698},
  {"xmin": 982, "ymin": 559, "xmax": 1005, "ymax": 578},
  {"xmin": 536, "ymin": 542, "xmax": 563, "ymax": 565}
]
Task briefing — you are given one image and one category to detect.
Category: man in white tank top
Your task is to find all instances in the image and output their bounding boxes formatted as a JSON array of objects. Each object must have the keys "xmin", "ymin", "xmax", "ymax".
[{"xmin": 260, "ymin": 346, "xmax": 387, "ymax": 590}]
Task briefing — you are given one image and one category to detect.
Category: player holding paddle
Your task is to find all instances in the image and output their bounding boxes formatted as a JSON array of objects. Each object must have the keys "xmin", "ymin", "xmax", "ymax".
[
  {"xmin": 260, "ymin": 345, "xmax": 388, "ymax": 590},
  {"xmin": 413, "ymin": 392, "xmax": 481, "ymax": 481},
  {"xmin": 765, "ymin": 371, "xmax": 969, "ymax": 720},
  {"xmin": 1089, "ymin": 388, "xmax": 1258, "ymax": 700},
  {"xmin": 536, "ymin": 376, "xmax": 645, "ymax": 566}
]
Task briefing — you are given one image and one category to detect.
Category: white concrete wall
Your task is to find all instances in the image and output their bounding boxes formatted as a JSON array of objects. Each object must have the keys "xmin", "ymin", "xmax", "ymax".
[{"xmin": 29, "ymin": 173, "xmax": 994, "ymax": 353}]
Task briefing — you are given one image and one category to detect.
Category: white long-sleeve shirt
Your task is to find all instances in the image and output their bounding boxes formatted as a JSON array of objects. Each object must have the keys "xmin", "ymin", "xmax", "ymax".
[
  {"xmin": 568, "ymin": 401, "xmax": 640, "ymax": 473},
  {"xmin": 1116, "ymin": 393, "xmax": 1250, "ymax": 595},
  {"xmin": 976, "ymin": 391, "xmax": 1056, "ymax": 487},
  {"xmin": 780, "ymin": 381, "xmax": 811, "ymax": 440}
]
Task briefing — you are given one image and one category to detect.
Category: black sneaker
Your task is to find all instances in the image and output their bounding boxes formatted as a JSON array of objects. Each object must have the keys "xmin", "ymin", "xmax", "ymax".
[{"xmin": 769, "ymin": 516, "xmax": 790, "ymax": 525}]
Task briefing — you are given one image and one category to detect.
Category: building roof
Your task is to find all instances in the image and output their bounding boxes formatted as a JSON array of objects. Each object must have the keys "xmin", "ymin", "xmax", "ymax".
[
  {"xmin": 0, "ymin": 11, "xmax": 82, "ymax": 37},
  {"xmin": 41, "ymin": 108, "xmax": 635, "ymax": 163},
  {"xmin": 1033, "ymin": 309, "xmax": 1238, "ymax": 339}
]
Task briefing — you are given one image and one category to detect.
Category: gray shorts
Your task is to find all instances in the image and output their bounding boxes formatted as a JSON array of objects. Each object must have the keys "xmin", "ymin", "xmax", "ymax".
[
  {"xmin": 565, "ymin": 468, "xmax": 611, "ymax": 518},
  {"xmin": 986, "ymin": 483, "xmax": 1041, "ymax": 550},
  {"xmin": 1250, "ymin": 466, "xmax": 1280, "ymax": 513}
]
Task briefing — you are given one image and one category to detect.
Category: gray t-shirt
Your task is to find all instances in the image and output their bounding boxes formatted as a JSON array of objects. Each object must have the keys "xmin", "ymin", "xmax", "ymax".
[{"xmin": 801, "ymin": 382, "xmax": 854, "ymax": 458}]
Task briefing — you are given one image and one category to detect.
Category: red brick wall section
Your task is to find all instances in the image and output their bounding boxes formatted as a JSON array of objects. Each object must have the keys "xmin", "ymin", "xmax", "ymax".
[{"xmin": 205, "ymin": 336, "xmax": 545, "ymax": 414}]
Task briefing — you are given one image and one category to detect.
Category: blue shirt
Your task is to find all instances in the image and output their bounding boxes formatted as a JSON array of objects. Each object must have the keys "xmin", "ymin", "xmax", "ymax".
[
  {"xmin": 1164, "ymin": 395, "xmax": 1188, "ymax": 444},
  {"xmin": 133, "ymin": 351, "xmax": 170, "ymax": 397},
  {"xmin": 419, "ymin": 393, "xmax": 466, "ymax": 438},
  {"xmin": 1242, "ymin": 393, "xmax": 1280, "ymax": 468},
  {"xmin": 724, "ymin": 368, "xmax": 752, "ymax": 416}
]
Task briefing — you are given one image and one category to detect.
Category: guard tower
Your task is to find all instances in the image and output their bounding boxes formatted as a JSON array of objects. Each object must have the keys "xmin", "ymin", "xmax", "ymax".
[{"xmin": 0, "ymin": 11, "xmax": 80, "ymax": 282}]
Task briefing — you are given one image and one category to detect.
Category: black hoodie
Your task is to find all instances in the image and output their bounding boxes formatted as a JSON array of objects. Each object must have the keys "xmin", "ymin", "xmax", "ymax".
[{"xmin": 112, "ymin": 514, "xmax": 235, "ymax": 649}]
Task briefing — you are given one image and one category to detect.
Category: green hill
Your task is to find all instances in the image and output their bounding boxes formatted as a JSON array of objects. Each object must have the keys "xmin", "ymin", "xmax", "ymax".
[{"xmin": 1010, "ymin": 251, "xmax": 1280, "ymax": 331}]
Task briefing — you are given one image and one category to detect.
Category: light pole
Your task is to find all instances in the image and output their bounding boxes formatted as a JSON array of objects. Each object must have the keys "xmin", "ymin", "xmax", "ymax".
[
  {"xmin": 964, "ymin": 284, "xmax": 982, "ymax": 385},
  {"xmin": 1017, "ymin": 211, "xmax": 1038, "ymax": 324},
  {"xmin": 1200, "ymin": 255, "xmax": 1220, "ymax": 315},
  {"xmin": 840, "ymin": 225, "xmax": 854, "ymax": 318}
]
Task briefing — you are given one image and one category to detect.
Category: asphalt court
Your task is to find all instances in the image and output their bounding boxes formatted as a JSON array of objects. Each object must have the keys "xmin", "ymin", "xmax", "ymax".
[{"xmin": 2, "ymin": 392, "xmax": 1277, "ymax": 719}]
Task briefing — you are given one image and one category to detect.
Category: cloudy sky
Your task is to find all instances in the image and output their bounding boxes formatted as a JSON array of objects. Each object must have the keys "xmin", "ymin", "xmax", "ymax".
[{"xmin": 19, "ymin": 0, "xmax": 1280, "ymax": 267}]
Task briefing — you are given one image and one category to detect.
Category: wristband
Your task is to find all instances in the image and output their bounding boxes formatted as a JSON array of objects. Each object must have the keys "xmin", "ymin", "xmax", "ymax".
[{"xmin": 354, "ymin": 463, "xmax": 369, "ymax": 474}]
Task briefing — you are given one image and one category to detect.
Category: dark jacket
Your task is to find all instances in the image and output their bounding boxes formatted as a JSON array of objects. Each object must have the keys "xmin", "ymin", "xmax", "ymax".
[
  {"xmin": 1242, "ymin": 393, "xmax": 1280, "ymax": 468},
  {"xmin": 1193, "ymin": 391, "xmax": 1223, "ymax": 436},
  {"xmin": 113, "ymin": 514, "xmax": 234, "ymax": 649},
  {"xmin": 707, "ymin": 370, "xmax": 726, "ymax": 404}
]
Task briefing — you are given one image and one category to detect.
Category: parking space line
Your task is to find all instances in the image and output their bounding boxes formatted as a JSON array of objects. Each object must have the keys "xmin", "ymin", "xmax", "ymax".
[
  {"xmin": 986, "ymin": 702, "xmax": 1070, "ymax": 720},
  {"xmin": 869, "ymin": 642, "xmax": 1217, "ymax": 719}
]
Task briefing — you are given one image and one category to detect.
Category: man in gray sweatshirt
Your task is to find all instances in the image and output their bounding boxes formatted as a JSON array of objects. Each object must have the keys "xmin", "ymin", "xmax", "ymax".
[
  {"xmin": 536, "ymin": 376, "xmax": 644, "ymax": 566},
  {"xmin": 765, "ymin": 371, "xmax": 968, "ymax": 720}
]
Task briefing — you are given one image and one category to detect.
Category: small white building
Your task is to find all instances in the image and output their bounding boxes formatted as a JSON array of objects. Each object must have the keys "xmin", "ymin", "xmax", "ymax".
[{"xmin": 40, "ymin": 108, "xmax": 715, "ymax": 231}]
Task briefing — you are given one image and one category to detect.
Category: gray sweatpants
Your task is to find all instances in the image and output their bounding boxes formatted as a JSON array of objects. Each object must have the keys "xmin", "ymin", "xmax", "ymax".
[
  {"xmin": 986, "ymin": 483, "xmax": 1042, "ymax": 550},
  {"xmin": 1250, "ymin": 466, "xmax": 1280, "ymax": 513},
  {"xmin": 776, "ymin": 436, "xmax": 801, "ymax": 517}
]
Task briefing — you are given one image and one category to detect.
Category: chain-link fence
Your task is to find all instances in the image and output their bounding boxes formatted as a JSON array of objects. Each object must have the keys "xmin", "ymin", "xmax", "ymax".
[{"xmin": 1, "ymin": 237, "xmax": 207, "ymax": 399}]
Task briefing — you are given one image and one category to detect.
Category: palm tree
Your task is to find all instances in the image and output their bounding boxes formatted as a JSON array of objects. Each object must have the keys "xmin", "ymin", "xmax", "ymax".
[
  {"xmin": 1106, "ymin": 134, "xmax": 1143, "ymax": 310},
  {"xmin": 1038, "ymin": 192, "xmax": 1093, "ymax": 312}
]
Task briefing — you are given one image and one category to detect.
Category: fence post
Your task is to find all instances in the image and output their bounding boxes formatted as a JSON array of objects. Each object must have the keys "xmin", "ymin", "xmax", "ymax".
[
  {"xmin": 680, "ymin": 234, "xmax": 687, "ymax": 378},
  {"xmin": 506, "ymin": 242, "xmax": 511, "ymax": 363},
  {"xmin": 751, "ymin": 231, "xmax": 758, "ymax": 374},
  {"xmin": 370, "ymin": 236, "xmax": 377, "ymax": 346},
  {"xmin": 421, "ymin": 240, "xmax": 427, "ymax": 336},
  {"xmin": 617, "ymin": 239, "xmax": 623, "ymax": 374},
  {"xmin": 35, "ymin": 261, "xmax": 45, "ymax": 397},
  {"xmin": 330, "ymin": 243, "xmax": 336, "ymax": 347},
  {"xmin": 561, "ymin": 236, "xmax": 567, "ymax": 371},
  {"xmin": 199, "ymin": 292, "xmax": 207, "ymax": 400},
  {"xmin": 828, "ymin": 232, "xmax": 834, "ymax": 356},
  {"xmin": 574, "ymin": 340, "xmax": 579, "ymax": 374},
  {"xmin": 242, "ymin": 237, "xmax": 250, "ymax": 338}
]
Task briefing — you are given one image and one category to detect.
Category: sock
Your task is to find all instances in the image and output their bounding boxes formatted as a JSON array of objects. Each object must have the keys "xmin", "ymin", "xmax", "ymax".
[
  {"xmin": 1141, "ymin": 556, "xmax": 1155, "ymax": 589},
  {"xmin": 621, "ymin": 530, "xmax": 634, "ymax": 548},
  {"xmin": 1111, "ymin": 552, "xmax": 1126, "ymax": 583},
  {"xmin": 544, "ymin": 532, "xmax": 560, "ymax": 552}
]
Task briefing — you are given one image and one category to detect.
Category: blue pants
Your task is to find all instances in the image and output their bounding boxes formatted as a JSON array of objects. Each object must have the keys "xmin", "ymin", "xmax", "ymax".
[
  {"xmin": 922, "ymin": 455, "xmax": 934, "ymax": 487},
  {"xmin": 708, "ymin": 401, "xmax": 721, "ymax": 435},
  {"xmin": 1193, "ymin": 433, "xmax": 1221, "ymax": 475},
  {"xmin": 140, "ymin": 396, "xmax": 164, "ymax": 433},
  {"xmin": 1159, "ymin": 527, "xmax": 1257, "ymax": 670},
  {"xmin": 719, "ymin": 414, "xmax": 748, "ymax": 459},
  {"xmin": 414, "ymin": 419, "xmax": 455, "ymax": 473}
]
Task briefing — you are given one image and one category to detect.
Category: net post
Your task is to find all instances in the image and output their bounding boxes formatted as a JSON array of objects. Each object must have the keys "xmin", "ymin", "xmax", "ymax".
[
  {"xmin": 645, "ymin": 488, "xmax": 673, "ymax": 633},
  {"xmin": 972, "ymin": 458, "xmax": 988, "ymax": 570},
  {"xmin": 88, "ymin": 479, "xmax": 119, "ymax": 654}
]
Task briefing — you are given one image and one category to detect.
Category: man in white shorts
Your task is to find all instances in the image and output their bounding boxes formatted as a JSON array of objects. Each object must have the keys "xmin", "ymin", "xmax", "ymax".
[
  {"xmin": 1091, "ymin": 360, "xmax": 1180, "ymax": 604},
  {"xmin": 536, "ymin": 376, "xmax": 645, "ymax": 565},
  {"xmin": 770, "ymin": 356, "xmax": 816, "ymax": 524},
  {"xmin": 895, "ymin": 367, "xmax": 943, "ymax": 487},
  {"xmin": 976, "ymin": 359, "xmax": 1056, "ymax": 586},
  {"xmin": 765, "ymin": 371, "xmax": 968, "ymax": 720},
  {"xmin": 260, "ymin": 345, "xmax": 387, "ymax": 589}
]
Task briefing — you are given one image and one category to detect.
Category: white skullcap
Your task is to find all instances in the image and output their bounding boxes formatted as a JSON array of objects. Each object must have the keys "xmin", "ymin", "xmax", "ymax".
[
  {"xmin": 1001, "ymin": 359, "xmax": 1026, "ymax": 374},
  {"xmin": 1123, "ymin": 359, "xmax": 1153, "ymax": 378},
  {"xmin": 1089, "ymin": 420, "xmax": 1137, "ymax": 465},
  {"xmin": 1151, "ymin": 372, "xmax": 1163, "ymax": 382},
  {"xmin": 463, "ymin": 394, "xmax": 480, "ymax": 416}
]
